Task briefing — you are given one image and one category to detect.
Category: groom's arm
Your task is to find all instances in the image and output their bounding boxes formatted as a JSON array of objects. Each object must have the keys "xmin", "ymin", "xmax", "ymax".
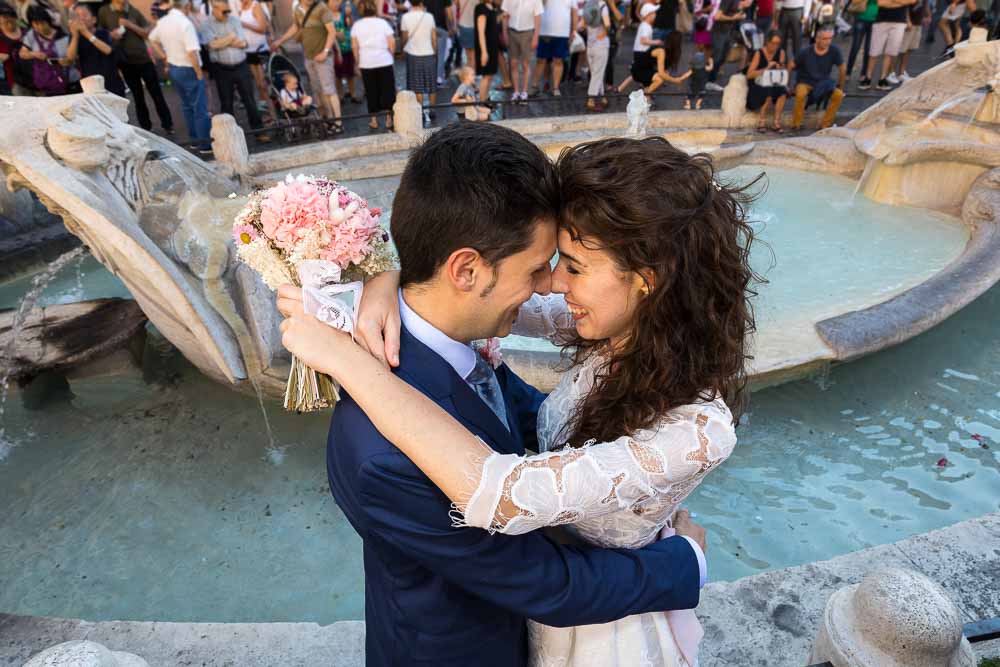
[{"xmin": 357, "ymin": 447, "xmax": 701, "ymax": 627}]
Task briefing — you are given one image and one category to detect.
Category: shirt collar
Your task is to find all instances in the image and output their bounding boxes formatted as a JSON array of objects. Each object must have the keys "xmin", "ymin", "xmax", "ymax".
[{"xmin": 398, "ymin": 290, "xmax": 478, "ymax": 381}]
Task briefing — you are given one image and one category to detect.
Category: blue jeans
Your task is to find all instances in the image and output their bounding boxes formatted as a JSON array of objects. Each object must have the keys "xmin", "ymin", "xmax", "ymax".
[
  {"xmin": 170, "ymin": 65, "xmax": 211, "ymax": 150},
  {"xmin": 846, "ymin": 17, "xmax": 872, "ymax": 77}
]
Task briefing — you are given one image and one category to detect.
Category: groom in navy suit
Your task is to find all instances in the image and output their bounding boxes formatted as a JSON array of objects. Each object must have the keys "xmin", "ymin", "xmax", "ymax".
[{"xmin": 326, "ymin": 122, "xmax": 707, "ymax": 666}]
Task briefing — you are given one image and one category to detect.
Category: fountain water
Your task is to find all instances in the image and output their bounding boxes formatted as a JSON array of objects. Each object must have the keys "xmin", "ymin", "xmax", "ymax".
[{"xmin": 0, "ymin": 246, "xmax": 88, "ymax": 461}]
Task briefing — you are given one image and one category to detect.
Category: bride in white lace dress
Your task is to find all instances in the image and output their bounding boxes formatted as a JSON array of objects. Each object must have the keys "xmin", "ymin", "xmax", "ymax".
[{"xmin": 278, "ymin": 138, "xmax": 760, "ymax": 666}]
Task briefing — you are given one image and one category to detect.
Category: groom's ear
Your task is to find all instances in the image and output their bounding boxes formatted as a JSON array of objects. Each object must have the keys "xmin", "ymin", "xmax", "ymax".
[{"xmin": 444, "ymin": 248, "xmax": 486, "ymax": 293}]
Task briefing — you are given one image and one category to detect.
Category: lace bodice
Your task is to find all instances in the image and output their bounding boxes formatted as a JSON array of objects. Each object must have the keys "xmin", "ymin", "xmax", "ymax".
[{"xmin": 459, "ymin": 295, "xmax": 738, "ymax": 550}]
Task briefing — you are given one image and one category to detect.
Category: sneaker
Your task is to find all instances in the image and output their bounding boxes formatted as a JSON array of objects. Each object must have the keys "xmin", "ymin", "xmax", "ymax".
[
  {"xmin": 899, "ymin": 71, "xmax": 912, "ymax": 82},
  {"xmin": 886, "ymin": 72, "xmax": 900, "ymax": 85},
  {"xmin": 858, "ymin": 77, "xmax": 872, "ymax": 89},
  {"xmin": 705, "ymin": 81, "xmax": 724, "ymax": 92},
  {"xmin": 196, "ymin": 147, "xmax": 214, "ymax": 157},
  {"xmin": 876, "ymin": 78, "xmax": 891, "ymax": 90},
  {"xmin": 552, "ymin": 88, "xmax": 561, "ymax": 96}
]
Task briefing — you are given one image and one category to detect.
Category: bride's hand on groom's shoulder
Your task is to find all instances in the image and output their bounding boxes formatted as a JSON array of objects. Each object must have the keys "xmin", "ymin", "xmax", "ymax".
[
  {"xmin": 277, "ymin": 284, "xmax": 351, "ymax": 378},
  {"xmin": 355, "ymin": 270, "xmax": 402, "ymax": 368}
]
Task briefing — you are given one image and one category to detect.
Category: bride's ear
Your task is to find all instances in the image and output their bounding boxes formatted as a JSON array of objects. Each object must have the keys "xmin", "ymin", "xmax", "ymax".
[
  {"xmin": 636, "ymin": 269, "xmax": 656, "ymax": 296},
  {"xmin": 445, "ymin": 248, "xmax": 485, "ymax": 293}
]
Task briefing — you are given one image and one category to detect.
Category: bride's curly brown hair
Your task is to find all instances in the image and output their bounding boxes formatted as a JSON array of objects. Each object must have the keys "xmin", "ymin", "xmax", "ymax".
[{"xmin": 554, "ymin": 137, "xmax": 764, "ymax": 447}]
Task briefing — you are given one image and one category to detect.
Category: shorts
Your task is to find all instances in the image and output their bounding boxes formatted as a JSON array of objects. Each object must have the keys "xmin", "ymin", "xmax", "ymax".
[
  {"xmin": 304, "ymin": 55, "xmax": 337, "ymax": 95},
  {"xmin": 941, "ymin": 4, "xmax": 965, "ymax": 20},
  {"xmin": 869, "ymin": 21, "xmax": 906, "ymax": 57},
  {"xmin": 630, "ymin": 50, "xmax": 655, "ymax": 85},
  {"xmin": 335, "ymin": 50, "xmax": 355, "ymax": 78},
  {"xmin": 900, "ymin": 24, "xmax": 922, "ymax": 51},
  {"xmin": 459, "ymin": 25, "xmax": 476, "ymax": 50},
  {"xmin": 536, "ymin": 35, "xmax": 569, "ymax": 60},
  {"xmin": 245, "ymin": 50, "xmax": 269, "ymax": 65},
  {"xmin": 508, "ymin": 27, "xmax": 534, "ymax": 60}
]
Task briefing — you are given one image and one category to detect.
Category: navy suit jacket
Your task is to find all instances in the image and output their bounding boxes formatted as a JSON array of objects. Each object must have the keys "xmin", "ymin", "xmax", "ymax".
[{"xmin": 327, "ymin": 325, "xmax": 701, "ymax": 667}]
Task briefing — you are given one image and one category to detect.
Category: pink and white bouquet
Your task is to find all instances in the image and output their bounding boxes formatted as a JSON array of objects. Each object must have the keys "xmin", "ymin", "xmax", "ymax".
[{"xmin": 232, "ymin": 174, "xmax": 396, "ymax": 412}]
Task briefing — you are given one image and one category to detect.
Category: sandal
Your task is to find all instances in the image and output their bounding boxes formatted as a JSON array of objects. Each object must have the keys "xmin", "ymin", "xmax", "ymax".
[
  {"xmin": 756, "ymin": 121, "xmax": 768, "ymax": 133},
  {"xmin": 772, "ymin": 123, "xmax": 784, "ymax": 134},
  {"xmin": 331, "ymin": 121, "xmax": 344, "ymax": 135}
]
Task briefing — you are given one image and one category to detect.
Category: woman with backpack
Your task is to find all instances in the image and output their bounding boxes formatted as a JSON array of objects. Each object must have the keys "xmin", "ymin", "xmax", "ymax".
[
  {"xmin": 583, "ymin": 0, "xmax": 610, "ymax": 110},
  {"xmin": 18, "ymin": 5, "xmax": 78, "ymax": 95}
]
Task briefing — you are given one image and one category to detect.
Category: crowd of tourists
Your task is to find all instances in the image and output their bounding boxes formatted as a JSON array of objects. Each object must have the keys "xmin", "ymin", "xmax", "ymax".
[{"xmin": 0, "ymin": 0, "xmax": 992, "ymax": 146}]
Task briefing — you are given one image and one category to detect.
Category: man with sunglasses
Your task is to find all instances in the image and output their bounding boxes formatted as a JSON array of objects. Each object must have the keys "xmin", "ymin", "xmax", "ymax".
[{"xmin": 200, "ymin": 0, "xmax": 270, "ymax": 141}]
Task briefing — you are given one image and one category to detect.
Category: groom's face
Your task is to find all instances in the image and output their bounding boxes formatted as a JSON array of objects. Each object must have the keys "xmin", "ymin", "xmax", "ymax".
[{"xmin": 475, "ymin": 219, "xmax": 557, "ymax": 339}]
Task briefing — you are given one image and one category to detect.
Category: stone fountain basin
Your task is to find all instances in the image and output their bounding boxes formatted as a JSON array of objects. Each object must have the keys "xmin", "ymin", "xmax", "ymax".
[{"xmin": 247, "ymin": 118, "xmax": 998, "ymax": 392}]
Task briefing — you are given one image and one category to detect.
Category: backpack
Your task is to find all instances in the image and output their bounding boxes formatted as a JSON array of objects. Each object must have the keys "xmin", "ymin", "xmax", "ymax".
[
  {"xmin": 583, "ymin": 0, "xmax": 604, "ymax": 28},
  {"xmin": 30, "ymin": 31, "xmax": 68, "ymax": 96}
]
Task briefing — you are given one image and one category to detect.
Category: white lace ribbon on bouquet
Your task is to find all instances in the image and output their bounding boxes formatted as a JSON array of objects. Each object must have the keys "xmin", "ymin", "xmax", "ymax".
[{"xmin": 298, "ymin": 259, "xmax": 364, "ymax": 336}]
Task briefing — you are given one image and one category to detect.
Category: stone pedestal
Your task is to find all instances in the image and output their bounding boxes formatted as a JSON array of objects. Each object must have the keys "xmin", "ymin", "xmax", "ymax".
[
  {"xmin": 211, "ymin": 113, "xmax": 250, "ymax": 178},
  {"xmin": 80, "ymin": 75, "xmax": 106, "ymax": 95},
  {"xmin": 808, "ymin": 568, "xmax": 976, "ymax": 667},
  {"xmin": 721, "ymin": 74, "xmax": 749, "ymax": 128},
  {"xmin": 392, "ymin": 90, "xmax": 424, "ymax": 138},
  {"xmin": 24, "ymin": 640, "xmax": 149, "ymax": 667}
]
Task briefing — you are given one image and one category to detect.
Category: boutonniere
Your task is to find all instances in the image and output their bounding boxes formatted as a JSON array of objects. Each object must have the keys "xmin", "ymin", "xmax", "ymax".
[{"xmin": 472, "ymin": 337, "xmax": 503, "ymax": 369}]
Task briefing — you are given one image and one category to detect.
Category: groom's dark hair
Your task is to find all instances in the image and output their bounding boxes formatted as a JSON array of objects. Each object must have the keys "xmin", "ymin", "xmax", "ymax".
[{"xmin": 391, "ymin": 122, "xmax": 561, "ymax": 287}]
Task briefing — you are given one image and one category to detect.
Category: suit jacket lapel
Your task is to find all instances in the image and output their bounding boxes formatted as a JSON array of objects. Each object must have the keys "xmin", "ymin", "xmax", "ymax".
[{"xmin": 397, "ymin": 326, "xmax": 522, "ymax": 456}]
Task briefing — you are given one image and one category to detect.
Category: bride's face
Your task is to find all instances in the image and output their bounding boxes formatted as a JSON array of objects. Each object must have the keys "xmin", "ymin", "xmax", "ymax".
[{"xmin": 551, "ymin": 228, "xmax": 647, "ymax": 346}]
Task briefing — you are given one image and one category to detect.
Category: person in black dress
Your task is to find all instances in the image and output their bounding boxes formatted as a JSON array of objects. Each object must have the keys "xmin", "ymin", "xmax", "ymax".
[
  {"xmin": 746, "ymin": 29, "xmax": 788, "ymax": 132},
  {"xmin": 474, "ymin": 0, "xmax": 498, "ymax": 104}
]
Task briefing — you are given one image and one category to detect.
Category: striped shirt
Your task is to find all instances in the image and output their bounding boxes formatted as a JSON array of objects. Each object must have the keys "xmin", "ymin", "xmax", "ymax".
[{"xmin": 200, "ymin": 14, "xmax": 248, "ymax": 65}]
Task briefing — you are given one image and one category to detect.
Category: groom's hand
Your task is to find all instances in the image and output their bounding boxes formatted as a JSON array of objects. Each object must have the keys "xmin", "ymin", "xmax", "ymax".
[{"xmin": 673, "ymin": 509, "xmax": 707, "ymax": 555}]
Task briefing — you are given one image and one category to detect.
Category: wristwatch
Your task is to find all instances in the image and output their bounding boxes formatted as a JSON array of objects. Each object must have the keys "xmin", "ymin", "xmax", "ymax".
[{"xmin": 88, "ymin": 34, "xmax": 97, "ymax": 43}]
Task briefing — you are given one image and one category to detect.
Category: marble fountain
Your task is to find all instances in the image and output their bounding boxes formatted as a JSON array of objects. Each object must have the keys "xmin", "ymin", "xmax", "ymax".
[{"xmin": 1, "ymin": 38, "xmax": 1000, "ymax": 667}]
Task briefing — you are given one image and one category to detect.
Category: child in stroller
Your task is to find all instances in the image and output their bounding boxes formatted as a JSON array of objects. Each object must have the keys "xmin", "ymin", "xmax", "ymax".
[
  {"xmin": 267, "ymin": 52, "xmax": 323, "ymax": 141},
  {"xmin": 279, "ymin": 72, "xmax": 314, "ymax": 117}
]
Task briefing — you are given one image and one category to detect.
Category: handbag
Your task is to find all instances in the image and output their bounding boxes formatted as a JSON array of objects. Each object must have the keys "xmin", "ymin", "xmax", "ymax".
[
  {"xmin": 846, "ymin": 0, "xmax": 867, "ymax": 13},
  {"xmin": 569, "ymin": 31, "xmax": 585, "ymax": 53},
  {"xmin": 758, "ymin": 67, "xmax": 788, "ymax": 87},
  {"xmin": 677, "ymin": 0, "xmax": 694, "ymax": 33}
]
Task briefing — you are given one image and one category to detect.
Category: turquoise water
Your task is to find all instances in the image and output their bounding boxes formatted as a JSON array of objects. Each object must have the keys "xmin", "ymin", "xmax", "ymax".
[{"xmin": 0, "ymin": 171, "xmax": 995, "ymax": 625}]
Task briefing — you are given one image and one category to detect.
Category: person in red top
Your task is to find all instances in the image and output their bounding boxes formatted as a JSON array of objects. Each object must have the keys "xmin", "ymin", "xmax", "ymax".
[{"xmin": 754, "ymin": 0, "xmax": 775, "ymax": 33}]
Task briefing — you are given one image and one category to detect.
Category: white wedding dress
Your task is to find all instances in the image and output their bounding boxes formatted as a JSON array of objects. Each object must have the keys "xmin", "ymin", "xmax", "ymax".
[{"xmin": 457, "ymin": 295, "xmax": 738, "ymax": 667}]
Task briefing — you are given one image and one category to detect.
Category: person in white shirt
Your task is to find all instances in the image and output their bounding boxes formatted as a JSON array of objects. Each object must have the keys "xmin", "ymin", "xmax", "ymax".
[
  {"xmin": 401, "ymin": 0, "xmax": 438, "ymax": 106},
  {"xmin": 531, "ymin": 0, "xmax": 575, "ymax": 95},
  {"xmin": 351, "ymin": 0, "xmax": 396, "ymax": 129},
  {"xmin": 149, "ymin": 0, "xmax": 213, "ymax": 154},
  {"xmin": 501, "ymin": 0, "xmax": 542, "ymax": 101}
]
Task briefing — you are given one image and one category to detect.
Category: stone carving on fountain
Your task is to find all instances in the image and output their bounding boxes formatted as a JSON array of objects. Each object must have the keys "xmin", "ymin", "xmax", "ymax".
[{"xmin": 0, "ymin": 76, "xmax": 289, "ymax": 397}]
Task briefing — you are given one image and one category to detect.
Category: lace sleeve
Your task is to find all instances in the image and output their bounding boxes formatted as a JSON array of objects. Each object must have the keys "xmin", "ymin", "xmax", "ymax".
[
  {"xmin": 457, "ymin": 399, "xmax": 737, "ymax": 535},
  {"xmin": 510, "ymin": 294, "xmax": 572, "ymax": 341}
]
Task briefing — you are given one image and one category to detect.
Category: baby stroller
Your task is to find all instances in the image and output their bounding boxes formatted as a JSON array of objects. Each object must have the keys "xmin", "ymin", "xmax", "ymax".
[{"xmin": 266, "ymin": 52, "xmax": 322, "ymax": 143}]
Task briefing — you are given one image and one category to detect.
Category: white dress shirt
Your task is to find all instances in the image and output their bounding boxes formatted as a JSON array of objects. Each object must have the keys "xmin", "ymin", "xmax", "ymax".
[
  {"xmin": 502, "ymin": 0, "xmax": 544, "ymax": 31},
  {"xmin": 149, "ymin": 8, "xmax": 202, "ymax": 67}
]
